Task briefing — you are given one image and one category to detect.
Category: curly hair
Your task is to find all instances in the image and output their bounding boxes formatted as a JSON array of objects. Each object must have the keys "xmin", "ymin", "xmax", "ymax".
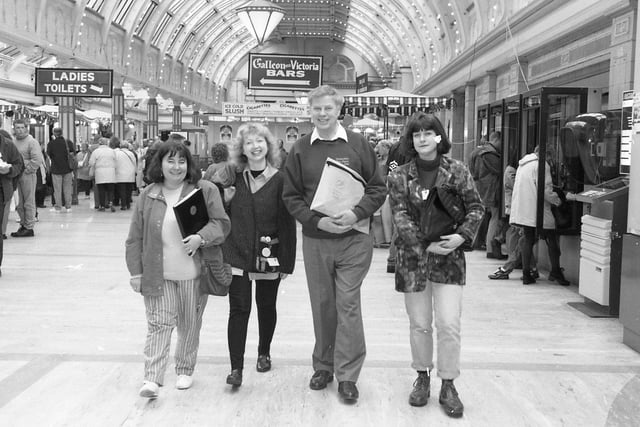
[
  {"xmin": 210, "ymin": 143, "xmax": 229, "ymax": 163},
  {"xmin": 146, "ymin": 139, "xmax": 201, "ymax": 184},
  {"xmin": 232, "ymin": 122, "xmax": 280, "ymax": 168},
  {"xmin": 402, "ymin": 112, "xmax": 451, "ymax": 158}
]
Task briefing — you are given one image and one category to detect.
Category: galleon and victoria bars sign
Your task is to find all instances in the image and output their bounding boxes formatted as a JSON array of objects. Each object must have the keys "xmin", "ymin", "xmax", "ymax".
[
  {"xmin": 35, "ymin": 68, "xmax": 113, "ymax": 98},
  {"xmin": 248, "ymin": 54, "xmax": 322, "ymax": 91}
]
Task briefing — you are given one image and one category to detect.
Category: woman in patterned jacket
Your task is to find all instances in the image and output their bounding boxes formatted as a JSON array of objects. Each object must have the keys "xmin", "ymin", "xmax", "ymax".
[{"xmin": 387, "ymin": 112, "xmax": 484, "ymax": 419}]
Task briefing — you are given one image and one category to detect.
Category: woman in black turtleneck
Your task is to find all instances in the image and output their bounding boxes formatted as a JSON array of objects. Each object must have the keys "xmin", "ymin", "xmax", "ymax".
[
  {"xmin": 219, "ymin": 122, "xmax": 297, "ymax": 388},
  {"xmin": 387, "ymin": 113, "xmax": 484, "ymax": 419}
]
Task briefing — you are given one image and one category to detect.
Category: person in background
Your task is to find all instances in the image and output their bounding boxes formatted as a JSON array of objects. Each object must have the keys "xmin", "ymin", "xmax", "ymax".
[
  {"xmin": 472, "ymin": 131, "xmax": 505, "ymax": 259},
  {"xmin": 220, "ymin": 122, "xmax": 296, "ymax": 387},
  {"xmin": 46, "ymin": 127, "xmax": 74, "ymax": 213},
  {"xmin": 89, "ymin": 137, "xmax": 116, "ymax": 212},
  {"xmin": 11, "ymin": 119, "xmax": 43, "ymax": 237},
  {"xmin": 0, "ymin": 129, "xmax": 24, "ymax": 247},
  {"xmin": 387, "ymin": 112, "xmax": 484, "ymax": 418},
  {"xmin": 203, "ymin": 143, "xmax": 229, "ymax": 183},
  {"xmin": 274, "ymin": 138, "xmax": 288, "ymax": 169},
  {"xmin": 115, "ymin": 140, "xmax": 137, "ymax": 210},
  {"xmin": 488, "ymin": 150, "xmax": 537, "ymax": 280},
  {"xmin": 282, "ymin": 84, "xmax": 386, "ymax": 403},
  {"xmin": 125, "ymin": 139, "xmax": 230, "ymax": 399},
  {"xmin": 76, "ymin": 143, "xmax": 92, "ymax": 199},
  {"xmin": 510, "ymin": 146, "xmax": 569, "ymax": 286},
  {"xmin": 372, "ymin": 139, "xmax": 394, "ymax": 248}
]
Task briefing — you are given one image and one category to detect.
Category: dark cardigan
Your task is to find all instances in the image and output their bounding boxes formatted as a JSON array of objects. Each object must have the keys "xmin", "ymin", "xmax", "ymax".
[{"xmin": 222, "ymin": 170, "xmax": 296, "ymax": 274}]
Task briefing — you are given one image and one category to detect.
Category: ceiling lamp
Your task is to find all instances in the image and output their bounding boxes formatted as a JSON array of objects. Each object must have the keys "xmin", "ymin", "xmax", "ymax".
[{"xmin": 236, "ymin": 0, "xmax": 285, "ymax": 45}]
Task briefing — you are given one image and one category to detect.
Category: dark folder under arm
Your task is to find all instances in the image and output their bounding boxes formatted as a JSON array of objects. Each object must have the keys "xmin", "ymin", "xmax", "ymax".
[{"xmin": 173, "ymin": 187, "xmax": 210, "ymax": 238}]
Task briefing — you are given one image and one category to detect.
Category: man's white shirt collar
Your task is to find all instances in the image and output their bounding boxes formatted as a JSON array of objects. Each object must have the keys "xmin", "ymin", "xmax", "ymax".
[{"xmin": 310, "ymin": 124, "xmax": 348, "ymax": 145}]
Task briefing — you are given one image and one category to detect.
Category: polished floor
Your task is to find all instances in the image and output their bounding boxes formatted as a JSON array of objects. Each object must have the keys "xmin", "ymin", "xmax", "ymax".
[{"xmin": 0, "ymin": 195, "xmax": 639, "ymax": 427}]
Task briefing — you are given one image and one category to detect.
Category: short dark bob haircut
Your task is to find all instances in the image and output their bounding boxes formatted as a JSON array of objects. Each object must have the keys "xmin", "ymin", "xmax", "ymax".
[
  {"xmin": 403, "ymin": 112, "xmax": 451, "ymax": 158},
  {"xmin": 146, "ymin": 139, "xmax": 201, "ymax": 184}
]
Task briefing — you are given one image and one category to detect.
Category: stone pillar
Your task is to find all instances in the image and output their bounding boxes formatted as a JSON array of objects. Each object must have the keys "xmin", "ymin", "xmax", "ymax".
[
  {"xmin": 172, "ymin": 105, "xmax": 182, "ymax": 131},
  {"xmin": 609, "ymin": 11, "xmax": 636, "ymax": 109},
  {"xmin": 463, "ymin": 82, "xmax": 476, "ymax": 164},
  {"xmin": 146, "ymin": 97, "xmax": 158, "ymax": 140},
  {"xmin": 192, "ymin": 110, "xmax": 200, "ymax": 126},
  {"xmin": 450, "ymin": 91, "xmax": 465, "ymax": 161},
  {"xmin": 111, "ymin": 88, "xmax": 125, "ymax": 140},
  {"xmin": 59, "ymin": 96, "xmax": 78, "ymax": 205}
]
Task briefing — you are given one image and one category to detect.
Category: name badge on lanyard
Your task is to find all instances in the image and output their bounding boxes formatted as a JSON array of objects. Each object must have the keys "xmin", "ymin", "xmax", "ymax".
[{"xmin": 421, "ymin": 189, "xmax": 430, "ymax": 201}]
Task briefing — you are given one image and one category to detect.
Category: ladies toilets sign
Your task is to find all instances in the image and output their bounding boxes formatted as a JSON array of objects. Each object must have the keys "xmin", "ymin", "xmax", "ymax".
[
  {"xmin": 35, "ymin": 68, "xmax": 113, "ymax": 98},
  {"xmin": 248, "ymin": 54, "xmax": 322, "ymax": 91}
]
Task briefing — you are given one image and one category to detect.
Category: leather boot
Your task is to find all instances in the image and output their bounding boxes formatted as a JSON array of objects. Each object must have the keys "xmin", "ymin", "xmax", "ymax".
[
  {"xmin": 522, "ymin": 270, "xmax": 536, "ymax": 285},
  {"xmin": 408, "ymin": 371, "xmax": 430, "ymax": 407},
  {"xmin": 439, "ymin": 379, "xmax": 464, "ymax": 418}
]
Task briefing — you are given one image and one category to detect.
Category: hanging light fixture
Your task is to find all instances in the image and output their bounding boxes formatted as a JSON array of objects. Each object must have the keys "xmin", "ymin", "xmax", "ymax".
[{"xmin": 236, "ymin": 0, "xmax": 285, "ymax": 45}]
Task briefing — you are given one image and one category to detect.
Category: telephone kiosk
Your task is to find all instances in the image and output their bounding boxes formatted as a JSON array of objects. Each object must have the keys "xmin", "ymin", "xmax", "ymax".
[{"xmin": 561, "ymin": 112, "xmax": 628, "ymax": 317}]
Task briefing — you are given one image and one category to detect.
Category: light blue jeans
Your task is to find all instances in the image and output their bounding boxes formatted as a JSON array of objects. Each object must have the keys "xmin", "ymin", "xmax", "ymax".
[
  {"xmin": 404, "ymin": 282, "xmax": 462, "ymax": 379},
  {"xmin": 52, "ymin": 172, "xmax": 73, "ymax": 209}
]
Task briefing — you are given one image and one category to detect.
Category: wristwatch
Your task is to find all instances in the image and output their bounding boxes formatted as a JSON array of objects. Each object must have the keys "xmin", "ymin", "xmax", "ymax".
[{"xmin": 197, "ymin": 233, "xmax": 206, "ymax": 247}]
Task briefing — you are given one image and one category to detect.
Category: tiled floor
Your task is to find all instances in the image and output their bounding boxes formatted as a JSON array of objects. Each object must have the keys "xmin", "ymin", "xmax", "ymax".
[{"xmin": 0, "ymin": 197, "xmax": 639, "ymax": 426}]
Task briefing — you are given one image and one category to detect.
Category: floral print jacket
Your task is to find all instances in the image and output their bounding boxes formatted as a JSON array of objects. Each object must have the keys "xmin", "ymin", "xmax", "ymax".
[{"xmin": 387, "ymin": 156, "xmax": 484, "ymax": 291}]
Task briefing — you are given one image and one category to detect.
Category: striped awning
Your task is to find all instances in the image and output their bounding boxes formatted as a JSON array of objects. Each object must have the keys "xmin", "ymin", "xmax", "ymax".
[{"xmin": 343, "ymin": 95, "xmax": 451, "ymax": 117}]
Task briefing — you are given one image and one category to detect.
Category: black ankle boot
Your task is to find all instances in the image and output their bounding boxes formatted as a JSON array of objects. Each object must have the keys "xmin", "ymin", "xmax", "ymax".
[
  {"xmin": 439, "ymin": 379, "xmax": 463, "ymax": 418},
  {"xmin": 408, "ymin": 371, "xmax": 430, "ymax": 407},
  {"xmin": 522, "ymin": 270, "xmax": 536, "ymax": 285}
]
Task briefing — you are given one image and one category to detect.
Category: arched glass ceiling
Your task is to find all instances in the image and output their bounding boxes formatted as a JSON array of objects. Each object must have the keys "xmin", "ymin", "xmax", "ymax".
[{"xmin": 11, "ymin": 0, "xmax": 532, "ymax": 103}]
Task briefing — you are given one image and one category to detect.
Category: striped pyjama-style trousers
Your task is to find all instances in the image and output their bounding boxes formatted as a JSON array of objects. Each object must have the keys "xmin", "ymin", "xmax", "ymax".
[{"xmin": 143, "ymin": 278, "xmax": 208, "ymax": 385}]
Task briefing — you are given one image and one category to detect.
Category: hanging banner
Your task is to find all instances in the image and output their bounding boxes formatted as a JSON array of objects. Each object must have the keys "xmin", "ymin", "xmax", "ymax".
[
  {"xmin": 222, "ymin": 102, "xmax": 309, "ymax": 118},
  {"xmin": 248, "ymin": 54, "xmax": 322, "ymax": 91},
  {"xmin": 35, "ymin": 68, "xmax": 113, "ymax": 98}
]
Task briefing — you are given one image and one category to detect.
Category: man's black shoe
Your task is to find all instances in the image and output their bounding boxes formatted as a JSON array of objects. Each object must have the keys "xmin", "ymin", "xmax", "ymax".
[
  {"xmin": 338, "ymin": 381, "xmax": 359, "ymax": 401},
  {"xmin": 439, "ymin": 379, "xmax": 463, "ymax": 418},
  {"xmin": 11, "ymin": 228, "xmax": 34, "ymax": 237},
  {"xmin": 408, "ymin": 371, "xmax": 430, "ymax": 407},
  {"xmin": 309, "ymin": 370, "xmax": 333, "ymax": 390},
  {"xmin": 226, "ymin": 369, "xmax": 242, "ymax": 386},
  {"xmin": 549, "ymin": 269, "xmax": 570, "ymax": 286},
  {"xmin": 2, "ymin": 234, "xmax": 6, "ymax": 240},
  {"xmin": 256, "ymin": 354, "xmax": 271, "ymax": 372}
]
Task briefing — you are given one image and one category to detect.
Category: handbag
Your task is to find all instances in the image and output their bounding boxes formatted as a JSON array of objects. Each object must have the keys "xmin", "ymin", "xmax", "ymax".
[
  {"xmin": 66, "ymin": 140, "xmax": 78, "ymax": 170},
  {"xmin": 198, "ymin": 245, "xmax": 232, "ymax": 296},
  {"xmin": 550, "ymin": 187, "xmax": 572, "ymax": 229},
  {"xmin": 256, "ymin": 236, "xmax": 280, "ymax": 273},
  {"xmin": 420, "ymin": 180, "xmax": 466, "ymax": 242}
]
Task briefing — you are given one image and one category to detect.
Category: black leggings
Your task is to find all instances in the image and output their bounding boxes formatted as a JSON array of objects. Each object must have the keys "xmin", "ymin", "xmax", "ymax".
[{"xmin": 227, "ymin": 272, "xmax": 281, "ymax": 370}]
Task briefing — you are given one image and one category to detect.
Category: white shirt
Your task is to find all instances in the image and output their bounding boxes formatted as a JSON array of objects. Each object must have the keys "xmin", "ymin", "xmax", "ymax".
[
  {"xmin": 161, "ymin": 184, "xmax": 198, "ymax": 280},
  {"xmin": 310, "ymin": 124, "xmax": 348, "ymax": 144}
]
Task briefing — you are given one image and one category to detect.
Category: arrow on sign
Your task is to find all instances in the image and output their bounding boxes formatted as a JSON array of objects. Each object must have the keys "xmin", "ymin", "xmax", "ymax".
[
  {"xmin": 260, "ymin": 78, "xmax": 310, "ymax": 86},
  {"xmin": 89, "ymin": 85, "xmax": 104, "ymax": 94}
]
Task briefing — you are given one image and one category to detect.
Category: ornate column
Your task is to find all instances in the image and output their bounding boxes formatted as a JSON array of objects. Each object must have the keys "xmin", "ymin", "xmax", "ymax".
[
  {"xmin": 172, "ymin": 104, "xmax": 182, "ymax": 131},
  {"xmin": 463, "ymin": 82, "xmax": 476, "ymax": 164},
  {"xmin": 59, "ymin": 96, "xmax": 78, "ymax": 205},
  {"xmin": 450, "ymin": 91, "xmax": 465, "ymax": 161},
  {"xmin": 609, "ymin": 11, "xmax": 635, "ymax": 108},
  {"xmin": 111, "ymin": 87, "xmax": 125, "ymax": 140},
  {"xmin": 146, "ymin": 97, "xmax": 158, "ymax": 140},
  {"xmin": 192, "ymin": 109, "xmax": 200, "ymax": 126}
]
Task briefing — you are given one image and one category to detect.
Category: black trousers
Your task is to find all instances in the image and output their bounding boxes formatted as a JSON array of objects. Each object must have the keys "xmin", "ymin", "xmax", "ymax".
[
  {"xmin": 520, "ymin": 226, "xmax": 561, "ymax": 276},
  {"xmin": 227, "ymin": 272, "xmax": 280, "ymax": 370},
  {"xmin": 97, "ymin": 183, "xmax": 114, "ymax": 208}
]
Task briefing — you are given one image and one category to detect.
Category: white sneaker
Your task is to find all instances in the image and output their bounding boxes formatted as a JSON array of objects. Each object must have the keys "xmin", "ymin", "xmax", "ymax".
[
  {"xmin": 63, "ymin": 208, "xmax": 72, "ymax": 213},
  {"xmin": 139, "ymin": 380, "xmax": 159, "ymax": 398},
  {"xmin": 176, "ymin": 375, "xmax": 193, "ymax": 390},
  {"xmin": 49, "ymin": 208, "xmax": 60, "ymax": 213}
]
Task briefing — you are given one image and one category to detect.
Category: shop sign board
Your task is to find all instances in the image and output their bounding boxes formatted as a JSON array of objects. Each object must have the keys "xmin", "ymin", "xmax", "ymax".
[
  {"xmin": 621, "ymin": 90, "xmax": 634, "ymax": 175},
  {"xmin": 222, "ymin": 102, "xmax": 309, "ymax": 118},
  {"xmin": 248, "ymin": 54, "xmax": 322, "ymax": 91},
  {"xmin": 35, "ymin": 68, "xmax": 113, "ymax": 98}
]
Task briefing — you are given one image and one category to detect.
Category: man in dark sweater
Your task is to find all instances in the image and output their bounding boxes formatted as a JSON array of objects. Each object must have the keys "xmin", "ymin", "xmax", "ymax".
[
  {"xmin": 0, "ymin": 130, "xmax": 24, "ymax": 275},
  {"xmin": 282, "ymin": 85, "xmax": 386, "ymax": 403}
]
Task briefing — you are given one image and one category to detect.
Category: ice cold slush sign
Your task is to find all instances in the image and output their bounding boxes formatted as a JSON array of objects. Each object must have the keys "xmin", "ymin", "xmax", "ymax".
[
  {"xmin": 248, "ymin": 54, "xmax": 322, "ymax": 91},
  {"xmin": 35, "ymin": 68, "xmax": 113, "ymax": 98}
]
